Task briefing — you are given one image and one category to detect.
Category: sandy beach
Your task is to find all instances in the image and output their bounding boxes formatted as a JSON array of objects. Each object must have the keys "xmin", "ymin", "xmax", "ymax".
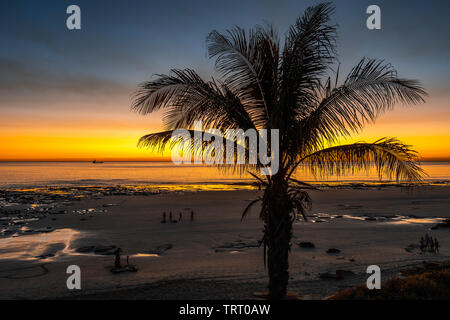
[{"xmin": 0, "ymin": 185, "xmax": 449, "ymax": 299}]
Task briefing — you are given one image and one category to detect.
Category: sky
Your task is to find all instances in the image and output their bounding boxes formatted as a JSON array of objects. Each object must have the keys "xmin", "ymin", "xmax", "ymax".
[{"xmin": 0, "ymin": 0, "xmax": 449, "ymax": 161}]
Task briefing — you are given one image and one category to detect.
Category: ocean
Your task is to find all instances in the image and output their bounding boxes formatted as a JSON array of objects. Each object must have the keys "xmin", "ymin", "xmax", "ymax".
[{"xmin": 1, "ymin": 161, "xmax": 450, "ymax": 189}]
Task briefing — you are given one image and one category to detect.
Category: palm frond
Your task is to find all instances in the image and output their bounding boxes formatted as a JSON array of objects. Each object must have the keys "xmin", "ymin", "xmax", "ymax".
[
  {"xmin": 299, "ymin": 58, "xmax": 427, "ymax": 153},
  {"xmin": 132, "ymin": 69, "xmax": 256, "ymax": 131},
  {"xmin": 139, "ymin": 129, "xmax": 264, "ymax": 175},
  {"xmin": 288, "ymin": 187, "xmax": 312, "ymax": 221},
  {"xmin": 248, "ymin": 171, "xmax": 269, "ymax": 186},
  {"xmin": 297, "ymin": 138, "xmax": 425, "ymax": 182},
  {"xmin": 278, "ymin": 2, "xmax": 337, "ymax": 120},
  {"xmin": 132, "ymin": 69, "xmax": 192, "ymax": 115},
  {"xmin": 288, "ymin": 177, "xmax": 320, "ymax": 190},
  {"xmin": 138, "ymin": 130, "xmax": 179, "ymax": 152},
  {"xmin": 207, "ymin": 24, "xmax": 280, "ymax": 127},
  {"xmin": 241, "ymin": 198, "xmax": 262, "ymax": 221}
]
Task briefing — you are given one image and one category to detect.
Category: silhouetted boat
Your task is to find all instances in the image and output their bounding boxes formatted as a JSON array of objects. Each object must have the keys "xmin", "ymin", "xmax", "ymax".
[{"xmin": 92, "ymin": 160, "xmax": 104, "ymax": 164}]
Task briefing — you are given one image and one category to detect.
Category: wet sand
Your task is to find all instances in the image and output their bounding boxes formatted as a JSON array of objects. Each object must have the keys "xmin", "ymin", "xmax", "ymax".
[{"xmin": 0, "ymin": 186, "xmax": 449, "ymax": 299}]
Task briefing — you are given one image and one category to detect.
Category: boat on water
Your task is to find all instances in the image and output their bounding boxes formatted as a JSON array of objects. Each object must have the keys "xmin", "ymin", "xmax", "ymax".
[{"xmin": 92, "ymin": 160, "xmax": 104, "ymax": 164}]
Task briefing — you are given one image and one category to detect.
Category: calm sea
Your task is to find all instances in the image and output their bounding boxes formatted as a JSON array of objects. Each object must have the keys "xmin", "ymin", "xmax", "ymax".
[{"xmin": 0, "ymin": 161, "xmax": 450, "ymax": 189}]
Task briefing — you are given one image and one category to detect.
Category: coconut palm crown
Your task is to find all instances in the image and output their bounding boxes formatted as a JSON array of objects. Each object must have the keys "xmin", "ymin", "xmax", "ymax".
[{"xmin": 132, "ymin": 2, "xmax": 427, "ymax": 299}]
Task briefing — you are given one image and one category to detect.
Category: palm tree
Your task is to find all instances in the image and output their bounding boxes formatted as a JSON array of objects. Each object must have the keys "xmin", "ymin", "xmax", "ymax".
[{"xmin": 132, "ymin": 2, "xmax": 427, "ymax": 299}]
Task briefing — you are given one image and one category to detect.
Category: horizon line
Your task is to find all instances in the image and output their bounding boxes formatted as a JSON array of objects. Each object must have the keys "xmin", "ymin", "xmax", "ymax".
[{"xmin": 1, "ymin": 158, "xmax": 450, "ymax": 163}]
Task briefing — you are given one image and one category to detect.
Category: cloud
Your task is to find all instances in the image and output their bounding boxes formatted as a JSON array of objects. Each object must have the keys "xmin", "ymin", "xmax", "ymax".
[{"xmin": 0, "ymin": 57, "xmax": 134, "ymax": 108}]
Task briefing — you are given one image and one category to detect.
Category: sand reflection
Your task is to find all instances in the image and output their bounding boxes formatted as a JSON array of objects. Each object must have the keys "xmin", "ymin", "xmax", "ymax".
[{"xmin": 0, "ymin": 228, "xmax": 80, "ymax": 261}]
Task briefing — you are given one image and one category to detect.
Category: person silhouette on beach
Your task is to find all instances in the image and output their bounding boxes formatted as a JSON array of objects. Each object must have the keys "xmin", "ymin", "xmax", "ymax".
[
  {"xmin": 420, "ymin": 237, "xmax": 425, "ymax": 253},
  {"xmin": 179, "ymin": 212, "xmax": 182, "ymax": 222},
  {"xmin": 161, "ymin": 212, "xmax": 167, "ymax": 224},
  {"xmin": 435, "ymin": 238, "xmax": 440, "ymax": 253},
  {"xmin": 114, "ymin": 248, "xmax": 122, "ymax": 268},
  {"xmin": 190, "ymin": 210, "xmax": 194, "ymax": 221},
  {"xmin": 425, "ymin": 233, "xmax": 430, "ymax": 249},
  {"xmin": 169, "ymin": 211, "xmax": 178, "ymax": 223}
]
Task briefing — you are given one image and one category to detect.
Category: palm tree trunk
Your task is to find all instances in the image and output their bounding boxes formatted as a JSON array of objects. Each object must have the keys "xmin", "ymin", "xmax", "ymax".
[{"xmin": 265, "ymin": 177, "xmax": 292, "ymax": 299}]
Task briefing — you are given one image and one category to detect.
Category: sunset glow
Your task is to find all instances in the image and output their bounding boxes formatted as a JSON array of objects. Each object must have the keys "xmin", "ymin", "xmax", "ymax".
[
  {"xmin": 1, "ymin": 99, "xmax": 449, "ymax": 161},
  {"xmin": 1, "ymin": 1, "xmax": 449, "ymax": 162}
]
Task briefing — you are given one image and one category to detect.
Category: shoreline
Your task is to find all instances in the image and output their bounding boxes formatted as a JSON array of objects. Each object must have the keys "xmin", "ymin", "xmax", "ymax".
[
  {"xmin": 1, "ymin": 179, "xmax": 450, "ymax": 189},
  {"xmin": 2, "ymin": 183, "xmax": 450, "ymax": 240}
]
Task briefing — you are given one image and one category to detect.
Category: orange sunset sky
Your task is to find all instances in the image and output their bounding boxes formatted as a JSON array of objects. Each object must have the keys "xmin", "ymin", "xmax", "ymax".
[
  {"xmin": 1, "ymin": 1, "xmax": 449, "ymax": 162},
  {"xmin": 1, "ymin": 90, "xmax": 449, "ymax": 162}
]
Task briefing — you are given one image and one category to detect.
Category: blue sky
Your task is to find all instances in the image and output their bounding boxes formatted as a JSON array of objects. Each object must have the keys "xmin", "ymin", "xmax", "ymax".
[{"xmin": 1, "ymin": 0, "xmax": 449, "ymax": 93}]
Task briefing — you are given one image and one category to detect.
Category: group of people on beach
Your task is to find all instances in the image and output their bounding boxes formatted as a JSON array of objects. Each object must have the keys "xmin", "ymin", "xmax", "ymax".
[
  {"xmin": 161, "ymin": 210, "xmax": 195, "ymax": 224},
  {"xmin": 420, "ymin": 233, "xmax": 440, "ymax": 253},
  {"xmin": 111, "ymin": 248, "xmax": 137, "ymax": 273}
]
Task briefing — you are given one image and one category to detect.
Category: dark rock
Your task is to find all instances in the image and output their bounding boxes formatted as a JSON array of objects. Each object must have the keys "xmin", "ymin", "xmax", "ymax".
[
  {"xmin": 76, "ymin": 246, "xmax": 95, "ymax": 253},
  {"xmin": 336, "ymin": 269, "xmax": 355, "ymax": 277},
  {"xmin": 405, "ymin": 243, "xmax": 420, "ymax": 253},
  {"xmin": 110, "ymin": 265, "xmax": 138, "ymax": 274},
  {"xmin": 431, "ymin": 219, "xmax": 450, "ymax": 230},
  {"xmin": 94, "ymin": 245, "xmax": 117, "ymax": 255},
  {"xmin": 51, "ymin": 210, "xmax": 67, "ymax": 215},
  {"xmin": 147, "ymin": 243, "xmax": 173, "ymax": 255},
  {"xmin": 35, "ymin": 227, "xmax": 53, "ymax": 233},
  {"xmin": 319, "ymin": 272, "xmax": 343, "ymax": 280},
  {"xmin": 298, "ymin": 241, "xmax": 315, "ymax": 248},
  {"xmin": 319, "ymin": 269, "xmax": 355, "ymax": 280},
  {"xmin": 214, "ymin": 240, "xmax": 260, "ymax": 250},
  {"xmin": 102, "ymin": 204, "xmax": 118, "ymax": 207},
  {"xmin": 35, "ymin": 253, "xmax": 55, "ymax": 259},
  {"xmin": 326, "ymin": 248, "xmax": 341, "ymax": 254},
  {"xmin": 423, "ymin": 261, "xmax": 441, "ymax": 269}
]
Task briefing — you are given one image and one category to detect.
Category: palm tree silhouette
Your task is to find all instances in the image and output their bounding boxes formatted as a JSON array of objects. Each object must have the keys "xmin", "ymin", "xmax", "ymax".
[{"xmin": 132, "ymin": 3, "xmax": 426, "ymax": 299}]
